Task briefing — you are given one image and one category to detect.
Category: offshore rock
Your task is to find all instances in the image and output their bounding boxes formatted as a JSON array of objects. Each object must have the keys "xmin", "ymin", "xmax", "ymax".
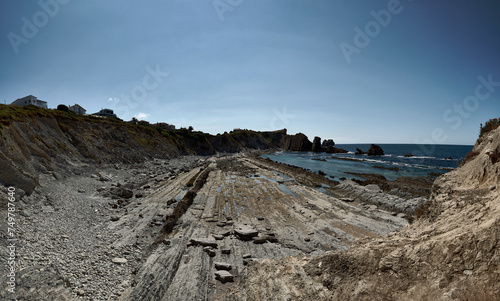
[
  {"xmin": 325, "ymin": 146, "xmax": 348, "ymax": 154},
  {"xmin": 322, "ymin": 139, "xmax": 335, "ymax": 148},
  {"xmin": 367, "ymin": 144, "xmax": 384, "ymax": 156},
  {"xmin": 355, "ymin": 148, "xmax": 366, "ymax": 155},
  {"xmin": 283, "ymin": 133, "xmax": 312, "ymax": 151},
  {"xmin": 312, "ymin": 136, "xmax": 324, "ymax": 152}
]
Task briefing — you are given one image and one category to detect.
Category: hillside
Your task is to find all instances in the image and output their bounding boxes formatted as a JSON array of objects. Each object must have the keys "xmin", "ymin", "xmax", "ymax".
[
  {"xmin": 233, "ymin": 126, "xmax": 500, "ymax": 300},
  {"xmin": 0, "ymin": 105, "xmax": 286, "ymax": 195}
]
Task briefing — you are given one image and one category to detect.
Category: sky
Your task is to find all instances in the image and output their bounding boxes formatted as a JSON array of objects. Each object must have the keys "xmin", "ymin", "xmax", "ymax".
[{"xmin": 1, "ymin": 0, "xmax": 499, "ymax": 145}]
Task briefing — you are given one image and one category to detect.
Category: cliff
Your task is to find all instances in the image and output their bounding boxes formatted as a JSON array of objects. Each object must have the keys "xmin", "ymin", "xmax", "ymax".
[
  {"xmin": 0, "ymin": 105, "xmax": 286, "ymax": 194},
  {"xmin": 234, "ymin": 126, "xmax": 500, "ymax": 300}
]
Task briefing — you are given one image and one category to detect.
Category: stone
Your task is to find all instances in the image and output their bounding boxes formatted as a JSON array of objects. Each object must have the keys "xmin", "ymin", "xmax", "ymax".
[
  {"xmin": 242, "ymin": 253, "xmax": 252, "ymax": 259},
  {"xmin": 355, "ymin": 148, "xmax": 367, "ymax": 155},
  {"xmin": 110, "ymin": 216, "xmax": 120, "ymax": 221},
  {"xmin": 404, "ymin": 153, "xmax": 414, "ymax": 157},
  {"xmin": 312, "ymin": 136, "xmax": 324, "ymax": 152},
  {"xmin": 220, "ymin": 230, "xmax": 232, "ymax": 237},
  {"xmin": 234, "ymin": 224, "xmax": 259, "ymax": 240},
  {"xmin": 112, "ymin": 257, "xmax": 127, "ymax": 264},
  {"xmin": 325, "ymin": 146, "xmax": 348, "ymax": 154},
  {"xmin": 203, "ymin": 247, "xmax": 216, "ymax": 257},
  {"xmin": 221, "ymin": 248, "xmax": 231, "ymax": 255},
  {"xmin": 212, "ymin": 234, "xmax": 224, "ymax": 240},
  {"xmin": 120, "ymin": 189, "xmax": 134, "ymax": 198},
  {"xmin": 341, "ymin": 198, "xmax": 354, "ymax": 203},
  {"xmin": 214, "ymin": 262, "xmax": 232, "ymax": 271},
  {"xmin": 283, "ymin": 133, "xmax": 313, "ymax": 151},
  {"xmin": 252, "ymin": 236, "xmax": 268, "ymax": 244},
  {"xmin": 489, "ymin": 185, "xmax": 496, "ymax": 191},
  {"xmin": 367, "ymin": 144, "xmax": 384, "ymax": 156},
  {"xmin": 214, "ymin": 270, "xmax": 234, "ymax": 283},
  {"xmin": 256, "ymin": 216, "xmax": 264, "ymax": 221},
  {"xmin": 77, "ymin": 188, "xmax": 85, "ymax": 193},
  {"xmin": 189, "ymin": 238, "xmax": 218, "ymax": 248},
  {"xmin": 322, "ymin": 139, "xmax": 335, "ymax": 148}
]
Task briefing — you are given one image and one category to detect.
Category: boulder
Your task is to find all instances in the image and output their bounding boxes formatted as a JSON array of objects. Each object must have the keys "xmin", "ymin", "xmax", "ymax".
[
  {"xmin": 367, "ymin": 144, "xmax": 384, "ymax": 156},
  {"xmin": 203, "ymin": 247, "xmax": 216, "ymax": 257},
  {"xmin": 120, "ymin": 189, "xmax": 134, "ymax": 198},
  {"xmin": 252, "ymin": 235, "xmax": 268, "ymax": 244},
  {"xmin": 214, "ymin": 262, "xmax": 232, "ymax": 271},
  {"xmin": 234, "ymin": 224, "xmax": 259, "ymax": 240},
  {"xmin": 111, "ymin": 257, "xmax": 127, "ymax": 264},
  {"xmin": 355, "ymin": 148, "xmax": 367, "ymax": 155},
  {"xmin": 325, "ymin": 146, "xmax": 348, "ymax": 154},
  {"xmin": 283, "ymin": 133, "xmax": 312, "ymax": 151},
  {"xmin": 214, "ymin": 271, "xmax": 234, "ymax": 283},
  {"xmin": 404, "ymin": 153, "xmax": 414, "ymax": 157},
  {"xmin": 312, "ymin": 136, "xmax": 324, "ymax": 152},
  {"xmin": 189, "ymin": 238, "xmax": 218, "ymax": 248},
  {"xmin": 322, "ymin": 139, "xmax": 335, "ymax": 148}
]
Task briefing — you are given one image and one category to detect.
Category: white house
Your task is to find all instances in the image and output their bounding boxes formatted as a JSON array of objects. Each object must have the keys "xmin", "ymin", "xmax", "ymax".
[
  {"xmin": 68, "ymin": 104, "xmax": 86, "ymax": 114},
  {"xmin": 11, "ymin": 95, "xmax": 48, "ymax": 109}
]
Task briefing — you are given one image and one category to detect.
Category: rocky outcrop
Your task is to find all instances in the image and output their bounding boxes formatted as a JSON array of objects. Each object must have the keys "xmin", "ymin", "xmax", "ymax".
[
  {"xmin": 355, "ymin": 148, "xmax": 366, "ymax": 155},
  {"xmin": 367, "ymin": 144, "xmax": 384, "ymax": 156},
  {"xmin": 311, "ymin": 136, "xmax": 323, "ymax": 152},
  {"xmin": 283, "ymin": 133, "xmax": 313, "ymax": 151},
  {"xmin": 234, "ymin": 126, "xmax": 500, "ymax": 301},
  {"xmin": 322, "ymin": 139, "xmax": 335, "ymax": 148},
  {"xmin": 325, "ymin": 146, "xmax": 348, "ymax": 153},
  {"xmin": 0, "ymin": 105, "xmax": 286, "ymax": 194},
  {"xmin": 336, "ymin": 180, "xmax": 426, "ymax": 214}
]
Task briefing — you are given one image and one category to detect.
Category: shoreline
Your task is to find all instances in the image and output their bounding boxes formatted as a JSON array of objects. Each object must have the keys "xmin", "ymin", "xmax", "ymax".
[{"xmin": 4, "ymin": 152, "xmax": 417, "ymax": 300}]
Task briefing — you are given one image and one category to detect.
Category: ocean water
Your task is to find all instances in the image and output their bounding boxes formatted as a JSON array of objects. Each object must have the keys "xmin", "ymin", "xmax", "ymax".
[{"xmin": 262, "ymin": 144, "xmax": 473, "ymax": 181}]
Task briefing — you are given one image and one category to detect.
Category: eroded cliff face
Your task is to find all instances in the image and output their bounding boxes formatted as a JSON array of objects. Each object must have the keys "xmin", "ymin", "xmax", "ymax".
[
  {"xmin": 235, "ymin": 127, "xmax": 500, "ymax": 301},
  {"xmin": 0, "ymin": 116, "xmax": 180, "ymax": 194},
  {"xmin": 0, "ymin": 109, "xmax": 286, "ymax": 195}
]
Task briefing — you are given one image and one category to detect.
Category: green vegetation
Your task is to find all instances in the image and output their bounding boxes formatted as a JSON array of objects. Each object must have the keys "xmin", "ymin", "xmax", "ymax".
[
  {"xmin": 0, "ymin": 104, "xmax": 285, "ymax": 154},
  {"xmin": 479, "ymin": 118, "xmax": 500, "ymax": 137},
  {"xmin": 57, "ymin": 104, "xmax": 69, "ymax": 112}
]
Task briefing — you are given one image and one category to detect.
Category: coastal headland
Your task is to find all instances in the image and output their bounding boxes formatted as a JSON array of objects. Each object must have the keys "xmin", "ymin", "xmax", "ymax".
[{"xmin": 0, "ymin": 106, "xmax": 498, "ymax": 300}]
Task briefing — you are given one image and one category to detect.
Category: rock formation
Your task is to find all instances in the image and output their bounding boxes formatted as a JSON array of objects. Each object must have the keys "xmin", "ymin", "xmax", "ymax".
[
  {"xmin": 355, "ymin": 148, "xmax": 366, "ymax": 155},
  {"xmin": 311, "ymin": 136, "xmax": 324, "ymax": 152},
  {"xmin": 322, "ymin": 139, "xmax": 335, "ymax": 148},
  {"xmin": 0, "ymin": 105, "xmax": 286, "ymax": 194},
  {"xmin": 232, "ymin": 126, "xmax": 500, "ymax": 300},
  {"xmin": 367, "ymin": 144, "xmax": 384, "ymax": 156},
  {"xmin": 325, "ymin": 146, "xmax": 348, "ymax": 153},
  {"xmin": 283, "ymin": 133, "xmax": 313, "ymax": 151}
]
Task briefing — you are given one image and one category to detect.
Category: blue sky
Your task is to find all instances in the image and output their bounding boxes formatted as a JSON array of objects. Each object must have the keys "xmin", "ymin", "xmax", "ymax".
[{"xmin": 1, "ymin": 0, "xmax": 499, "ymax": 145}]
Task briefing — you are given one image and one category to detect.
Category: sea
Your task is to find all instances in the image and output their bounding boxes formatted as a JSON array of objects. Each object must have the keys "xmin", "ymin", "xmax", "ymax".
[{"xmin": 261, "ymin": 144, "xmax": 474, "ymax": 181}]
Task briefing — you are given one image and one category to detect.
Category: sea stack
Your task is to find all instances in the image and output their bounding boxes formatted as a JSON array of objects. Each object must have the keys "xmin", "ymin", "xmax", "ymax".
[
  {"xmin": 367, "ymin": 144, "xmax": 384, "ymax": 156},
  {"xmin": 312, "ymin": 137, "xmax": 323, "ymax": 152},
  {"xmin": 283, "ymin": 133, "xmax": 313, "ymax": 151}
]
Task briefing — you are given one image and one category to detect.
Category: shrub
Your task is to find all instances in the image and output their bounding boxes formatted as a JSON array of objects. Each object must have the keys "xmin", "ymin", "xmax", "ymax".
[
  {"xmin": 57, "ymin": 104, "xmax": 69, "ymax": 112},
  {"xmin": 479, "ymin": 118, "xmax": 500, "ymax": 137}
]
